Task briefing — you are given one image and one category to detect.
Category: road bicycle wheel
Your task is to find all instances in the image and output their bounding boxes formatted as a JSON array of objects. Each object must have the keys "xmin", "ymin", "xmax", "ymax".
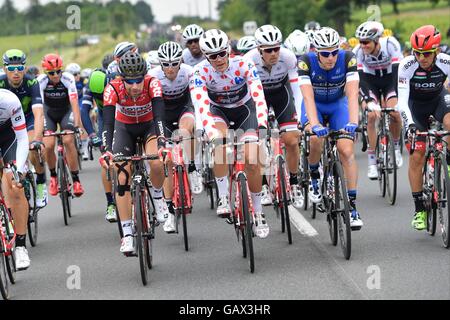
[
  {"xmin": 177, "ymin": 166, "xmax": 189, "ymax": 251},
  {"xmin": 134, "ymin": 183, "xmax": 149, "ymax": 286},
  {"xmin": 2, "ymin": 211, "xmax": 16, "ymax": 285},
  {"xmin": 384, "ymin": 133, "xmax": 397, "ymax": 205},
  {"xmin": 75, "ymin": 134, "xmax": 83, "ymax": 171},
  {"xmin": 437, "ymin": 153, "xmax": 450, "ymax": 248},
  {"xmin": 278, "ymin": 157, "xmax": 292, "ymax": 244},
  {"xmin": 376, "ymin": 134, "xmax": 387, "ymax": 198},
  {"xmin": 206, "ymin": 168, "xmax": 215, "ymax": 210},
  {"xmin": 25, "ymin": 171, "xmax": 38, "ymax": 247},
  {"xmin": 0, "ymin": 241, "xmax": 9, "ymax": 300},
  {"xmin": 58, "ymin": 158, "xmax": 69, "ymax": 226},
  {"xmin": 238, "ymin": 173, "xmax": 254, "ymax": 273},
  {"xmin": 299, "ymin": 144, "xmax": 309, "ymax": 211},
  {"xmin": 333, "ymin": 162, "xmax": 352, "ymax": 260},
  {"xmin": 423, "ymin": 155, "xmax": 436, "ymax": 236},
  {"xmin": 144, "ymin": 182, "xmax": 154, "ymax": 269},
  {"xmin": 324, "ymin": 168, "xmax": 337, "ymax": 246}
]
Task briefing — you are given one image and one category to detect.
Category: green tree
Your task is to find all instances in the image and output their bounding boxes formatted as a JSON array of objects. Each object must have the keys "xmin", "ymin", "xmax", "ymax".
[{"xmin": 219, "ymin": 0, "xmax": 259, "ymax": 31}]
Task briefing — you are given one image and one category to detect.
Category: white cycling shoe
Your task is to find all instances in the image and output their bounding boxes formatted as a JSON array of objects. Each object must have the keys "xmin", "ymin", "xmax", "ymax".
[
  {"xmin": 367, "ymin": 164, "xmax": 378, "ymax": 180},
  {"xmin": 15, "ymin": 246, "xmax": 31, "ymax": 271},
  {"xmin": 189, "ymin": 170, "xmax": 204, "ymax": 195},
  {"xmin": 308, "ymin": 180, "xmax": 322, "ymax": 204},
  {"xmin": 216, "ymin": 196, "xmax": 231, "ymax": 218},
  {"xmin": 163, "ymin": 214, "xmax": 177, "ymax": 233},
  {"xmin": 253, "ymin": 211, "xmax": 270, "ymax": 239},
  {"xmin": 261, "ymin": 184, "xmax": 272, "ymax": 206},
  {"xmin": 154, "ymin": 198, "xmax": 169, "ymax": 223},
  {"xmin": 120, "ymin": 235, "xmax": 134, "ymax": 254},
  {"xmin": 395, "ymin": 149, "xmax": 403, "ymax": 168},
  {"xmin": 291, "ymin": 184, "xmax": 304, "ymax": 209}
]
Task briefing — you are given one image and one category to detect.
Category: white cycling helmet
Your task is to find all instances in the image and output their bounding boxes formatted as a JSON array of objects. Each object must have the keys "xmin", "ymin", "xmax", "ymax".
[
  {"xmin": 355, "ymin": 21, "xmax": 384, "ymax": 41},
  {"xmin": 146, "ymin": 50, "xmax": 159, "ymax": 69},
  {"xmin": 254, "ymin": 24, "xmax": 283, "ymax": 47},
  {"xmin": 158, "ymin": 41, "xmax": 183, "ymax": 62},
  {"xmin": 182, "ymin": 24, "xmax": 204, "ymax": 41},
  {"xmin": 113, "ymin": 41, "xmax": 137, "ymax": 58},
  {"xmin": 199, "ymin": 29, "xmax": 229, "ymax": 55},
  {"xmin": 304, "ymin": 21, "xmax": 321, "ymax": 32},
  {"xmin": 311, "ymin": 27, "xmax": 340, "ymax": 50},
  {"xmin": 80, "ymin": 68, "xmax": 92, "ymax": 79},
  {"xmin": 65, "ymin": 62, "xmax": 81, "ymax": 75},
  {"xmin": 237, "ymin": 36, "xmax": 257, "ymax": 53},
  {"xmin": 284, "ymin": 30, "xmax": 310, "ymax": 56}
]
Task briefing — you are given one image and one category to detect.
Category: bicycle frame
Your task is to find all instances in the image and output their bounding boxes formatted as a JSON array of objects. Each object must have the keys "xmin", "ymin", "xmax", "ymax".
[{"xmin": 171, "ymin": 138, "xmax": 193, "ymax": 215}]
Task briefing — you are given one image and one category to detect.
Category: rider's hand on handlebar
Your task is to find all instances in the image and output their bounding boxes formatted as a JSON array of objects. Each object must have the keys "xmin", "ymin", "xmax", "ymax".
[
  {"xmin": 99, "ymin": 151, "xmax": 113, "ymax": 169},
  {"xmin": 344, "ymin": 122, "xmax": 358, "ymax": 134},
  {"xmin": 311, "ymin": 124, "xmax": 329, "ymax": 137}
]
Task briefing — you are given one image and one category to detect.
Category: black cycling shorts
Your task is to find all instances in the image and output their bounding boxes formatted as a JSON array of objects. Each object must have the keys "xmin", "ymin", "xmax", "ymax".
[
  {"xmin": 409, "ymin": 90, "xmax": 450, "ymax": 132},
  {"xmin": 360, "ymin": 73, "xmax": 397, "ymax": 104},
  {"xmin": 164, "ymin": 103, "xmax": 195, "ymax": 137},
  {"xmin": 0, "ymin": 121, "xmax": 17, "ymax": 165},
  {"xmin": 265, "ymin": 84, "xmax": 298, "ymax": 130},
  {"xmin": 112, "ymin": 120, "xmax": 156, "ymax": 157},
  {"xmin": 44, "ymin": 106, "xmax": 75, "ymax": 132}
]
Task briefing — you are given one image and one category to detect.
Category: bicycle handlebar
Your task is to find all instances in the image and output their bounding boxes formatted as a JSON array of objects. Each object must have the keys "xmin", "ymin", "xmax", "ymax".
[
  {"xmin": 409, "ymin": 130, "xmax": 450, "ymax": 155},
  {"xmin": 43, "ymin": 130, "xmax": 75, "ymax": 137}
]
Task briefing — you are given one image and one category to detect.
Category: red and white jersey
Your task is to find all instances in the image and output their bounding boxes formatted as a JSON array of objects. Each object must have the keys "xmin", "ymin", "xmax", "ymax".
[
  {"xmin": 190, "ymin": 55, "xmax": 268, "ymax": 136},
  {"xmin": 37, "ymin": 72, "xmax": 78, "ymax": 108},
  {"xmin": 103, "ymin": 75, "xmax": 163, "ymax": 124},
  {"xmin": 0, "ymin": 89, "xmax": 29, "ymax": 172},
  {"xmin": 353, "ymin": 36, "xmax": 403, "ymax": 76}
]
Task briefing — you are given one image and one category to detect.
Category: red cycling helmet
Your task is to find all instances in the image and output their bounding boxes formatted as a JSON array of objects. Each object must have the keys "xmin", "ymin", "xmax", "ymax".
[
  {"xmin": 410, "ymin": 25, "xmax": 441, "ymax": 51},
  {"xmin": 42, "ymin": 53, "xmax": 63, "ymax": 71}
]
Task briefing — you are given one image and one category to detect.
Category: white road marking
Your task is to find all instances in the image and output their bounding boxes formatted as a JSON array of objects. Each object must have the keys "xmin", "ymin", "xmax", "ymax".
[{"xmin": 288, "ymin": 205, "xmax": 319, "ymax": 237}]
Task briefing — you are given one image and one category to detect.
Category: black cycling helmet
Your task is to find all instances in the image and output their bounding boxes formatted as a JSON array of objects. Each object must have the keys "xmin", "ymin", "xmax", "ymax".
[
  {"xmin": 26, "ymin": 65, "xmax": 40, "ymax": 77},
  {"xmin": 118, "ymin": 51, "xmax": 147, "ymax": 78},
  {"xmin": 230, "ymin": 39, "xmax": 239, "ymax": 55},
  {"xmin": 440, "ymin": 43, "xmax": 450, "ymax": 55},
  {"xmin": 102, "ymin": 53, "xmax": 114, "ymax": 70},
  {"xmin": 3, "ymin": 49, "xmax": 27, "ymax": 65}
]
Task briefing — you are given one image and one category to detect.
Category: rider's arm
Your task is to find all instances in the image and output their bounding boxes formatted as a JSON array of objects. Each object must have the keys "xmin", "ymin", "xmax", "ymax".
[
  {"xmin": 148, "ymin": 77, "xmax": 166, "ymax": 139},
  {"xmin": 245, "ymin": 61, "xmax": 268, "ymax": 128},
  {"xmin": 63, "ymin": 72, "xmax": 82, "ymax": 128},
  {"xmin": 345, "ymin": 52, "xmax": 360, "ymax": 124},
  {"xmin": 29, "ymin": 76, "xmax": 44, "ymax": 141},
  {"xmin": 298, "ymin": 54, "xmax": 320, "ymax": 127},
  {"xmin": 387, "ymin": 37, "xmax": 403, "ymax": 88},
  {"xmin": 286, "ymin": 50, "xmax": 303, "ymax": 123},
  {"xmin": 397, "ymin": 57, "xmax": 415, "ymax": 127},
  {"xmin": 102, "ymin": 83, "xmax": 117, "ymax": 152},
  {"xmin": 11, "ymin": 97, "xmax": 29, "ymax": 173},
  {"xmin": 80, "ymin": 87, "xmax": 96, "ymax": 136}
]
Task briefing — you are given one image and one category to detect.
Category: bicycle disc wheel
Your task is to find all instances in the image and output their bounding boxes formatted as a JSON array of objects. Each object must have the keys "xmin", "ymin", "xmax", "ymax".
[
  {"xmin": 278, "ymin": 157, "xmax": 292, "ymax": 244},
  {"xmin": 58, "ymin": 158, "xmax": 69, "ymax": 226},
  {"xmin": 376, "ymin": 135, "xmax": 386, "ymax": 197},
  {"xmin": 424, "ymin": 156, "xmax": 436, "ymax": 236},
  {"xmin": 134, "ymin": 183, "xmax": 148, "ymax": 286},
  {"xmin": 334, "ymin": 162, "xmax": 351, "ymax": 260},
  {"xmin": 385, "ymin": 133, "xmax": 397, "ymax": 205},
  {"xmin": 25, "ymin": 171, "xmax": 38, "ymax": 247},
  {"xmin": 239, "ymin": 173, "xmax": 254, "ymax": 273},
  {"xmin": 177, "ymin": 166, "xmax": 189, "ymax": 251},
  {"xmin": 437, "ymin": 153, "xmax": 450, "ymax": 248}
]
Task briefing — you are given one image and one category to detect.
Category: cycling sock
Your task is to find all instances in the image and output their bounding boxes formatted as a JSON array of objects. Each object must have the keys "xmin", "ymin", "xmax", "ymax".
[
  {"xmin": 165, "ymin": 199, "xmax": 175, "ymax": 214},
  {"xmin": 251, "ymin": 192, "xmax": 262, "ymax": 213},
  {"xmin": 50, "ymin": 168, "xmax": 57, "ymax": 177},
  {"xmin": 368, "ymin": 150, "xmax": 376, "ymax": 166},
  {"xmin": 16, "ymin": 234, "xmax": 26, "ymax": 248},
  {"xmin": 151, "ymin": 187, "xmax": 163, "ymax": 199},
  {"xmin": 71, "ymin": 171, "xmax": 80, "ymax": 183},
  {"xmin": 262, "ymin": 175, "xmax": 268, "ymax": 186},
  {"xmin": 289, "ymin": 172, "xmax": 298, "ymax": 186},
  {"xmin": 412, "ymin": 191, "xmax": 425, "ymax": 213},
  {"xmin": 215, "ymin": 176, "xmax": 229, "ymax": 198},
  {"xmin": 309, "ymin": 163, "xmax": 320, "ymax": 192},
  {"xmin": 36, "ymin": 173, "xmax": 46, "ymax": 184},
  {"xmin": 121, "ymin": 220, "xmax": 133, "ymax": 237},
  {"xmin": 394, "ymin": 139, "xmax": 400, "ymax": 149},
  {"xmin": 188, "ymin": 161, "xmax": 196, "ymax": 174},
  {"xmin": 105, "ymin": 192, "xmax": 114, "ymax": 206},
  {"xmin": 347, "ymin": 189, "xmax": 357, "ymax": 211}
]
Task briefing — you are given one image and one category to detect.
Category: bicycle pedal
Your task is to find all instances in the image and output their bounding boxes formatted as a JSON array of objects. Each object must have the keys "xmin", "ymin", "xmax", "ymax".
[
  {"xmin": 225, "ymin": 217, "xmax": 234, "ymax": 225},
  {"xmin": 124, "ymin": 252, "xmax": 137, "ymax": 257}
]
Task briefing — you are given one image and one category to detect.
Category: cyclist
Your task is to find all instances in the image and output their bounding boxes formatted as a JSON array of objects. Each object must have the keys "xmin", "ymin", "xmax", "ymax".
[
  {"xmin": 181, "ymin": 24, "xmax": 205, "ymax": 67},
  {"xmin": 107, "ymin": 42, "xmax": 138, "ymax": 75},
  {"xmin": 284, "ymin": 30, "xmax": 311, "ymax": 61},
  {"xmin": 237, "ymin": 36, "xmax": 257, "ymax": 56},
  {"xmin": 191, "ymin": 29, "xmax": 270, "ymax": 238},
  {"xmin": 244, "ymin": 24, "xmax": 303, "ymax": 208},
  {"xmin": 354, "ymin": 21, "xmax": 404, "ymax": 179},
  {"xmin": 397, "ymin": 25, "xmax": 450, "ymax": 230},
  {"xmin": 100, "ymin": 52, "xmax": 170, "ymax": 254},
  {"xmin": 38, "ymin": 53, "xmax": 85, "ymax": 197},
  {"xmin": 1, "ymin": 49, "xmax": 48, "ymax": 208},
  {"xmin": 82, "ymin": 69, "xmax": 116, "ymax": 222},
  {"xmin": 146, "ymin": 50, "xmax": 160, "ymax": 70},
  {"xmin": 304, "ymin": 21, "xmax": 321, "ymax": 52},
  {"xmin": 0, "ymin": 89, "xmax": 31, "ymax": 270},
  {"xmin": 148, "ymin": 41, "xmax": 203, "ymax": 233},
  {"xmin": 26, "ymin": 65, "xmax": 40, "ymax": 78},
  {"xmin": 102, "ymin": 53, "xmax": 114, "ymax": 71},
  {"xmin": 298, "ymin": 27, "xmax": 363, "ymax": 229}
]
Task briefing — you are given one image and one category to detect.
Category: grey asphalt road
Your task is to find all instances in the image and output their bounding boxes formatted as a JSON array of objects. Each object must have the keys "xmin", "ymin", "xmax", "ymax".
[{"xmin": 9, "ymin": 146, "xmax": 450, "ymax": 300}]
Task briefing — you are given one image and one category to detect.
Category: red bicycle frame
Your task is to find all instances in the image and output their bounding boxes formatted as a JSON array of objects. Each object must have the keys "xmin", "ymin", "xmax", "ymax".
[
  {"xmin": 0, "ymin": 190, "xmax": 16, "ymax": 259},
  {"xmin": 171, "ymin": 139, "xmax": 193, "ymax": 214},
  {"xmin": 266, "ymin": 132, "xmax": 291, "ymax": 205}
]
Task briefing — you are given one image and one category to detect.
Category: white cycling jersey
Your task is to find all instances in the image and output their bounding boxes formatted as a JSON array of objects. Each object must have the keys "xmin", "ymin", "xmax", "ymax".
[
  {"xmin": 0, "ymin": 89, "xmax": 29, "ymax": 173},
  {"xmin": 182, "ymin": 48, "xmax": 205, "ymax": 67},
  {"xmin": 148, "ymin": 64, "xmax": 193, "ymax": 104},
  {"xmin": 190, "ymin": 56, "xmax": 268, "ymax": 137},
  {"xmin": 106, "ymin": 60, "xmax": 119, "ymax": 75},
  {"xmin": 243, "ymin": 47, "xmax": 303, "ymax": 120},
  {"xmin": 353, "ymin": 36, "xmax": 403, "ymax": 76}
]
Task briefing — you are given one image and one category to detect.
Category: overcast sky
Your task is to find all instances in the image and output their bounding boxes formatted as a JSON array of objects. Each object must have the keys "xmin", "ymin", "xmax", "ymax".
[{"xmin": 0, "ymin": 0, "xmax": 219, "ymax": 23}]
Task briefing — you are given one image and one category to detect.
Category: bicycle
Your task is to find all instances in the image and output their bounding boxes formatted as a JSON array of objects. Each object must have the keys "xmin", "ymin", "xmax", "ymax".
[
  {"xmin": 166, "ymin": 133, "xmax": 194, "ymax": 251},
  {"xmin": 74, "ymin": 129, "xmax": 84, "ymax": 171},
  {"xmin": 0, "ymin": 159, "xmax": 20, "ymax": 300},
  {"xmin": 363, "ymin": 108, "xmax": 398, "ymax": 205},
  {"xmin": 410, "ymin": 124, "xmax": 450, "ymax": 247},
  {"xmin": 202, "ymin": 133, "xmax": 219, "ymax": 210},
  {"xmin": 298, "ymin": 128, "xmax": 310, "ymax": 212},
  {"xmin": 112, "ymin": 138, "xmax": 158, "ymax": 286},
  {"xmin": 43, "ymin": 130, "xmax": 75, "ymax": 226}
]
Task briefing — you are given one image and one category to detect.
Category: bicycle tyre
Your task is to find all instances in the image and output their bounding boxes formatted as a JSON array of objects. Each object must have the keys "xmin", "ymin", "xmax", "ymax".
[
  {"xmin": 207, "ymin": 168, "xmax": 215, "ymax": 210},
  {"xmin": 239, "ymin": 173, "xmax": 254, "ymax": 273},
  {"xmin": 111, "ymin": 169, "xmax": 124, "ymax": 239},
  {"xmin": 134, "ymin": 183, "xmax": 148, "ymax": 286},
  {"xmin": 278, "ymin": 157, "xmax": 292, "ymax": 244},
  {"xmin": 26, "ymin": 171, "xmax": 38, "ymax": 247},
  {"xmin": 58, "ymin": 158, "xmax": 69, "ymax": 226},
  {"xmin": 334, "ymin": 162, "xmax": 352, "ymax": 260},
  {"xmin": 385, "ymin": 133, "xmax": 397, "ymax": 205},
  {"xmin": 177, "ymin": 166, "xmax": 189, "ymax": 251},
  {"xmin": 0, "ymin": 242, "xmax": 9, "ymax": 300},
  {"xmin": 145, "ymin": 182, "xmax": 154, "ymax": 269},
  {"xmin": 424, "ymin": 155, "xmax": 436, "ymax": 236},
  {"xmin": 65, "ymin": 162, "xmax": 72, "ymax": 218},
  {"xmin": 376, "ymin": 134, "xmax": 386, "ymax": 198},
  {"xmin": 75, "ymin": 134, "xmax": 83, "ymax": 172},
  {"xmin": 438, "ymin": 153, "xmax": 450, "ymax": 248},
  {"xmin": 3, "ymin": 211, "xmax": 16, "ymax": 284},
  {"xmin": 324, "ymin": 168, "xmax": 338, "ymax": 246},
  {"xmin": 300, "ymin": 145, "xmax": 309, "ymax": 211}
]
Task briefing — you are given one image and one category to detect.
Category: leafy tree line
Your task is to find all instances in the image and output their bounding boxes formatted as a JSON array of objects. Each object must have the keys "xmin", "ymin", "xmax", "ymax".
[{"xmin": 0, "ymin": 0, "xmax": 154, "ymax": 37}]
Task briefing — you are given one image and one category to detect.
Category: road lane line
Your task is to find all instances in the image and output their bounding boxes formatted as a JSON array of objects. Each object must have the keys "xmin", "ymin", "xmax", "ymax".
[{"xmin": 288, "ymin": 205, "xmax": 319, "ymax": 237}]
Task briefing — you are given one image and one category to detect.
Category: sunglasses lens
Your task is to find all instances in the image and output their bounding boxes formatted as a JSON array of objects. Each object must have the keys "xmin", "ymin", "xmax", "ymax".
[
  {"xmin": 125, "ymin": 78, "xmax": 144, "ymax": 84},
  {"xmin": 319, "ymin": 49, "xmax": 339, "ymax": 57},
  {"xmin": 7, "ymin": 65, "xmax": 25, "ymax": 72},
  {"xmin": 263, "ymin": 47, "xmax": 280, "ymax": 53},
  {"xmin": 208, "ymin": 51, "xmax": 227, "ymax": 60}
]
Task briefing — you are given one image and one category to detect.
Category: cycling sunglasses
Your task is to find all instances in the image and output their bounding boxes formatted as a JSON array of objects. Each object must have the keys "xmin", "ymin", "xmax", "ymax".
[
  {"xmin": 187, "ymin": 39, "xmax": 199, "ymax": 45},
  {"xmin": 262, "ymin": 46, "xmax": 281, "ymax": 54},
  {"xmin": 47, "ymin": 69, "xmax": 62, "ymax": 76},
  {"xmin": 6, "ymin": 65, "xmax": 25, "ymax": 72},
  {"xmin": 123, "ymin": 77, "xmax": 144, "ymax": 85},
  {"xmin": 413, "ymin": 49, "xmax": 437, "ymax": 58},
  {"xmin": 206, "ymin": 50, "xmax": 228, "ymax": 61},
  {"xmin": 318, "ymin": 49, "xmax": 339, "ymax": 58},
  {"xmin": 359, "ymin": 40, "xmax": 372, "ymax": 45},
  {"xmin": 161, "ymin": 61, "xmax": 181, "ymax": 68}
]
